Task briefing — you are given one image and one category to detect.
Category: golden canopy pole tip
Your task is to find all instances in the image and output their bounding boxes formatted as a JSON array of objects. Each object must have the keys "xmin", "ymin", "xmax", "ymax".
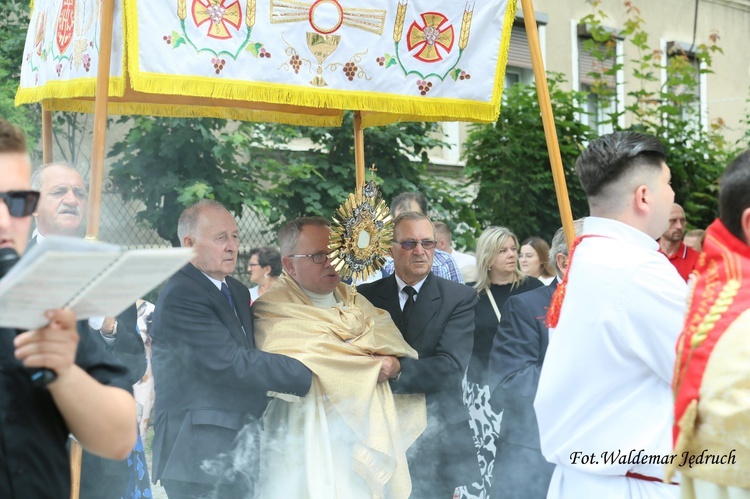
[{"xmin": 520, "ymin": 0, "xmax": 576, "ymax": 250}]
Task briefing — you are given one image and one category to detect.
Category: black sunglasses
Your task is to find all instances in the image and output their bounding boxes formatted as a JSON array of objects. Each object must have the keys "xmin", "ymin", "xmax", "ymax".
[
  {"xmin": 392, "ymin": 239, "xmax": 437, "ymax": 250},
  {"xmin": 0, "ymin": 191, "xmax": 40, "ymax": 218}
]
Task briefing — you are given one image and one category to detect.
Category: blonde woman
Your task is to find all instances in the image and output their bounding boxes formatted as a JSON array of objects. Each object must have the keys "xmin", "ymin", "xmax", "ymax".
[{"xmin": 465, "ymin": 226, "xmax": 542, "ymax": 495}]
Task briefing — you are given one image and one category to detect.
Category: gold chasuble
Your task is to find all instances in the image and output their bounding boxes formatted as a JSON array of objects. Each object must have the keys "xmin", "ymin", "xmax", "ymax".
[{"xmin": 254, "ymin": 272, "xmax": 426, "ymax": 498}]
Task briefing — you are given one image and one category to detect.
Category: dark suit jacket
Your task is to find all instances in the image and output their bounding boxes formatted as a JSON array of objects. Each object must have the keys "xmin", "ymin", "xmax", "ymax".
[
  {"xmin": 79, "ymin": 303, "xmax": 148, "ymax": 499},
  {"xmin": 358, "ymin": 273, "xmax": 479, "ymax": 491},
  {"xmin": 489, "ymin": 279, "xmax": 557, "ymax": 448},
  {"xmin": 28, "ymin": 235, "xmax": 147, "ymax": 498},
  {"xmin": 151, "ymin": 263, "xmax": 312, "ymax": 487}
]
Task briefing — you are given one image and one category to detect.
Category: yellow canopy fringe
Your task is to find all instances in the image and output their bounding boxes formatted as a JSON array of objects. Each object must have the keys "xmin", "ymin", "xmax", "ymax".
[
  {"xmin": 15, "ymin": 78, "xmax": 126, "ymax": 107},
  {"xmin": 38, "ymin": 98, "xmax": 343, "ymax": 127}
]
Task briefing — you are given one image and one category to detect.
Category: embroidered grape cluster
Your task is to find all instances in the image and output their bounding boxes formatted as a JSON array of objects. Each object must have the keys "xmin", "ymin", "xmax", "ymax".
[
  {"xmin": 376, "ymin": 56, "xmax": 385, "ymax": 66},
  {"xmin": 458, "ymin": 71, "xmax": 471, "ymax": 81},
  {"xmin": 343, "ymin": 62, "xmax": 357, "ymax": 81},
  {"xmin": 163, "ymin": 35, "xmax": 173, "ymax": 45},
  {"xmin": 417, "ymin": 79, "xmax": 433, "ymax": 95},
  {"xmin": 212, "ymin": 58, "xmax": 226, "ymax": 75},
  {"xmin": 56, "ymin": 63, "xmax": 63, "ymax": 76},
  {"xmin": 259, "ymin": 47, "xmax": 271, "ymax": 59},
  {"xmin": 82, "ymin": 54, "xmax": 91, "ymax": 72},
  {"xmin": 290, "ymin": 54, "xmax": 301, "ymax": 74}
]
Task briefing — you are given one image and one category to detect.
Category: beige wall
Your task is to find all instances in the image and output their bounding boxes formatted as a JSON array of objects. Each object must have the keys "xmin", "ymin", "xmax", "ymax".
[
  {"xmin": 535, "ymin": 0, "xmax": 750, "ymax": 140},
  {"xmin": 431, "ymin": 0, "xmax": 750, "ymax": 167}
]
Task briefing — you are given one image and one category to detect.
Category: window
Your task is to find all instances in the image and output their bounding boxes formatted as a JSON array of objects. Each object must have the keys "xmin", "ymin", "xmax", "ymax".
[
  {"xmin": 573, "ymin": 23, "xmax": 624, "ymax": 134},
  {"xmin": 665, "ymin": 41, "xmax": 706, "ymax": 128},
  {"xmin": 503, "ymin": 14, "xmax": 547, "ymax": 92}
]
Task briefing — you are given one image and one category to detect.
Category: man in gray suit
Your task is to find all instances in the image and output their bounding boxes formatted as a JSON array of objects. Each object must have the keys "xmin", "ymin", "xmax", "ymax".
[
  {"xmin": 358, "ymin": 211, "xmax": 479, "ymax": 498},
  {"xmin": 151, "ymin": 200, "xmax": 312, "ymax": 499}
]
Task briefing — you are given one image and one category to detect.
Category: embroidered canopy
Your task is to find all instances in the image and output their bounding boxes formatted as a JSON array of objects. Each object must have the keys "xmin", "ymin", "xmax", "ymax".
[{"xmin": 16, "ymin": 0, "xmax": 515, "ymax": 127}]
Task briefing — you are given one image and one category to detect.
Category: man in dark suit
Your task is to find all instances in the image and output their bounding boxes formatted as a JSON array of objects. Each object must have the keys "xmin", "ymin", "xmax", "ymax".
[
  {"xmin": 29, "ymin": 162, "xmax": 147, "ymax": 499},
  {"xmin": 487, "ymin": 220, "xmax": 583, "ymax": 499},
  {"xmin": 151, "ymin": 200, "xmax": 312, "ymax": 499},
  {"xmin": 358, "ymin": 211, "xmax": 479, "ymax": 498}
]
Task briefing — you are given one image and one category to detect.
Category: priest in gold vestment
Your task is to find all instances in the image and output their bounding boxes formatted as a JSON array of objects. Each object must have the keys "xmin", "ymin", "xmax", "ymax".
[{"xmin": 253, "ymin": 217, "xmax": 425, "ymax": 498}]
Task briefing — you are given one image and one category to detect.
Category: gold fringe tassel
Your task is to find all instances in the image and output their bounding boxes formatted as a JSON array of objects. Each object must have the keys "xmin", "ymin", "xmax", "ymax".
[
  {"xmin": 15, "ymin": 78, "xmax": 126, "ymax": 106},
  {"xmin": 18, "ymin": 0, "xmax": 517, "ymax": 129},
  {"xmin": 36, "ymin": 98, "xmax": 342, "ymax": 126}
]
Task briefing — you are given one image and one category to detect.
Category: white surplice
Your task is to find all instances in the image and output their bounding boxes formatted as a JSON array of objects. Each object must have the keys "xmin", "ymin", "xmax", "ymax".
[{"xmin": 534, "ymin": 217, "xmax": 688, "ymax": 499}]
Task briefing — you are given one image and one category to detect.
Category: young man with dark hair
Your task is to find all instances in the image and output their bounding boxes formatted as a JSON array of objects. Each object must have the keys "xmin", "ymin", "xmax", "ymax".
[{"xmin": 535, "ymin": 132, "xmax": 686, "ymax": 498}]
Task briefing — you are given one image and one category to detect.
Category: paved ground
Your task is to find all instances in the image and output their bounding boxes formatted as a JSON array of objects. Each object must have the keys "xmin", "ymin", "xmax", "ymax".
[{"xmin": 143, "ymin": 427, "xmax": 167, "ymax": 499}]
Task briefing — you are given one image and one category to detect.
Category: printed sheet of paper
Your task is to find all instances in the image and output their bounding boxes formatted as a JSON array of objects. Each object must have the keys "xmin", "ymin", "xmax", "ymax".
[
  {"xmin": 71, "ymin": 248, "xmax": 193, "ymax": 318},
  {"xmin": 0, "ymin": 237, "xmax": 192, "ymax": 330}
]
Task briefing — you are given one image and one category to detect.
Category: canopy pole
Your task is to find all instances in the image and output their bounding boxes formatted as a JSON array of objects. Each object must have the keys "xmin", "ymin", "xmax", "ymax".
[
  {"xmin": 521, "ymin": 0, "xmax": 576, "ymax": 248},
  {"xmin": 85, "ymin": 0, "xmax": 115, "ymax": 241},
  {"xmin": 42, "ymin": 108, "xmax": 53, "ymax": 164},
  {"xmin": 69, "ymin": 440, "xmax": 83, "ymax": 499},
  {"xmin": 70, "ymin": 0, "xmax": 116, "ymax": 495},
  {"xmin": 353, "ymin": 111, "xmax": 365, "ymax": 190}
]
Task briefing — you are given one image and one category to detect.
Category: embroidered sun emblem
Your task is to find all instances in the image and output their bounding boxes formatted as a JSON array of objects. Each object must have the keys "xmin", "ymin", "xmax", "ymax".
[
  {"xmin": 406, "ymin": 12, "xmax": 455, "ymax": 62},
  {"xmin": 192, "ymin": 0, "xmax": 242, "ymax": 40}
]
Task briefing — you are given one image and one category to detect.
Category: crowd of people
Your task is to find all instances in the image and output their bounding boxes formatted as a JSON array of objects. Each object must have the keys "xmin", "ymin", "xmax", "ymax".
[{"xmin": 1, "ymin": 115, "xmax": 748, "ymax": 499}]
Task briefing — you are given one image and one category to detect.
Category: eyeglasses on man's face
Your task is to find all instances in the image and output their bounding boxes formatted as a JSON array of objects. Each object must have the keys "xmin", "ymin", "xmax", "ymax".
[
  {"xmin": 0, "ymin": 191, "xmax": 40, "ymax": 218},
  {"xmin": 392, "ymin": 239, "xmax": 437, "ymax": 250},
  {"xmin": 287, "ymin": 253, "xmax": 330, "ymax": 264}
]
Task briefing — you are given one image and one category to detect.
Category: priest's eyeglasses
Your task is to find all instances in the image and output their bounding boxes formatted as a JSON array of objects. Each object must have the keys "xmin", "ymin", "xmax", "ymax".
[
  {"xmin": 288, "ymin": 253, "xmax": 330, "ymax": 264},
  {"xmin": 392, "ymin": 239, "xmax": 437, "ymax": 250},
  {"xmin": 0, "ymin": 191, "xmax": 40, "ymax": 218}
]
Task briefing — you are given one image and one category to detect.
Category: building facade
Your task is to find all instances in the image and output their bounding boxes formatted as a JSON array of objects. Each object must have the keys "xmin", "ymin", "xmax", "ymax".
[{"xmin": 432, "ymin": 0, "xmax": 750, "ymax": 166}]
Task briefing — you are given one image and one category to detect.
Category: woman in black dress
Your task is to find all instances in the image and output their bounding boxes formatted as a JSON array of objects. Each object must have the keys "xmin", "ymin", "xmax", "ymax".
[{"xmin": 464, "ymin": 226, "xmax": 542, "ymax": 496}]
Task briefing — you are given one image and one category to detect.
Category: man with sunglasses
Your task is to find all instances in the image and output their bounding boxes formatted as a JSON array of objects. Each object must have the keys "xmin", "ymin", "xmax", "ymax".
[
  {"xmin": 379, "ymin": 192, "xmax": 465, "ymax": 283},
  {"xmin": 0, "ymin": 118, "xmax": 137, "ymax": 498},
  {"xmin": 359, "ymin": 211, "xmax": 480, "ymax": 498},
  {"xmin": 28, "ymin": 162, "xmax": 149, "ymax": 499},
  {"xmin": 251, "ymin": 216, "xmax": 425, "ymax": 497}
]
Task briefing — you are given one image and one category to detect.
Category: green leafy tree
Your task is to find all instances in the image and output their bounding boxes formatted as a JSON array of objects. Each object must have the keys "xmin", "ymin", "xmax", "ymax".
[
  {"xmin": 109, "ymin": 113, "xmax": 477, "ymax": 248},
  {"xmin": 245, "ymin": 112, "xmax": 480, "ymax": 248},
  {"xmin": 0, "ymin": 0, "xmax": 40, "ymax": 147},
  {"xmin": 108, "ymin": 117, "xmax": 266, "ymax": 246},
  {"xmin": 463, "ymin": 74, "xmax": 594, "ymax": 241}
]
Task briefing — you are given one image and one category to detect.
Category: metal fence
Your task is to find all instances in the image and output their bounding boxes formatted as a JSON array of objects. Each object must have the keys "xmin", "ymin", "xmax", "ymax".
[{"xmin": 96, "ymin": 190, "xmax": 277, "ymax": 290}]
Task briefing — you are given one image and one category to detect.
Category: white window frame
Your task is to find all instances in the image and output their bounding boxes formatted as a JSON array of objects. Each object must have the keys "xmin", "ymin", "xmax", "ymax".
[
  {"xmin": 661, "ymin": 39, "xmax": 708, "ymax": 131},
  {"xmin": 572, "ymin": 20, "xmax": 625, "ymax": 134}
]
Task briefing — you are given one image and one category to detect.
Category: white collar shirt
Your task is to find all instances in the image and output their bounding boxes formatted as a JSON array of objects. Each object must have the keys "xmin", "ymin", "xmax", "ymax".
[{"xmin": 394, "ymin": 274, "xmax": 428, "ymax": 311}]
